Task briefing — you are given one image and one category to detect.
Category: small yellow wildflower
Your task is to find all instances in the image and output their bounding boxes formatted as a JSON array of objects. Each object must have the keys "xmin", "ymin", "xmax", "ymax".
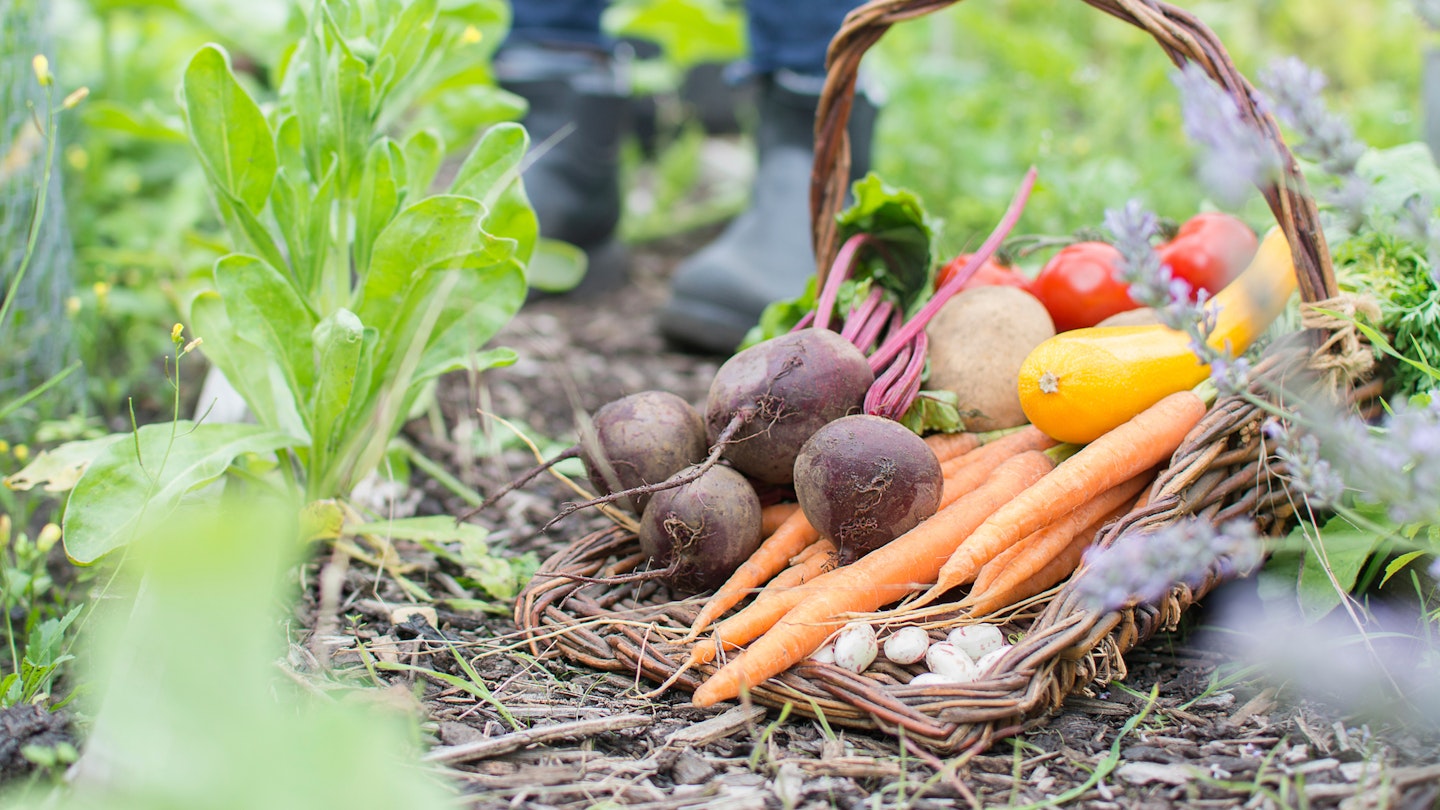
[
  {"xmin": 32, "ymin": 55, "xmax": 51, "ymax": 87},
  {"xmin": 13, "ymin": 445, "xmax": 29, "ymax": 462},
  {"xmin": 461, "ymin": 25, "xmax": 483, "ymax": 44},
  {"xmin": 172, "ymin": 323, "xmax": 185, "ymax": 344}
]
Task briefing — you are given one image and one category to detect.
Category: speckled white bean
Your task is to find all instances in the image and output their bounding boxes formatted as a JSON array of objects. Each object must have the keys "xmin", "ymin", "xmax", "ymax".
[
  {"xmin": 924, "ymin": 642, "xmax": 979, "ymax": 682},
  {"xmin": 974, "ymin": 644, "xmax": 1012, "ymax": 674},
  {"xmin": 908, "ymin": 672, "xmax": 960, "ymax": 686},
  {"xmin": 947, "ymin": 624, "xmax": 1005, "ymax": 660},
  {"xmin": 882, "ymin": 626, "xmax": 931, "ymax": 665},
  {"xmin": 809, "ymin": 642, "xmax": 836, "ymax": 665},
  {"xmin": 832, "ymin": 622, "xmax": 879, "ymax": 673}
]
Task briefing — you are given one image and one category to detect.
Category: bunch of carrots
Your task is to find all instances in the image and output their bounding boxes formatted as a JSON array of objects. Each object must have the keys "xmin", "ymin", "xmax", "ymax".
[{"xmin": 673, "ymin": 389, "xmax": 1210, "ymax": 708}]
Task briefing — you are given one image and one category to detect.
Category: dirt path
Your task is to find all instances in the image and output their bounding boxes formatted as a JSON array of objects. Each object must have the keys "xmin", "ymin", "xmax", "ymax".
[{"xmin": 302, "ymin": 234, "xmax": 1440, "ymax": 809}]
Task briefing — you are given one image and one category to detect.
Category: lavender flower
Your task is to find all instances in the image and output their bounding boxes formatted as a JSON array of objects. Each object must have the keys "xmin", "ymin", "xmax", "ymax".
[
  {"xmin": 1307, "ymin": 396, "xmax": 1440, "ymax": 526},
  {"xmin": 1171, "ymin": 62, "xmax": 1282, "ymax": 207},
  {"xmin": 1263, "ymin": 419, "xmax": 1346, "ymax": 508},
  {"xmin": 1075, "ymin": 520, "xmax": 1264, "ymax": 613},
  {"xmin": 1258, "ymin": 57, "xmax": 1372, "ymax": 230},
  {"xmin": 1104, "ymin": 200, "xmax": 1247, "ymax": 393}
]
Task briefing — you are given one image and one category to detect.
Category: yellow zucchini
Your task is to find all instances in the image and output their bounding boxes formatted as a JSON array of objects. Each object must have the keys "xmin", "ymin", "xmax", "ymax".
[{"xmin": 1016, "ymin": 227, "xmax": 1297, "ymax": 443}]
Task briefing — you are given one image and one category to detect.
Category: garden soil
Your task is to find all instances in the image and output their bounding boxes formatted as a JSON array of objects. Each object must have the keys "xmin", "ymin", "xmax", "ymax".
[{"xmin": 300, "ymin": 231, "xmax": 1440, "ymax": 810}]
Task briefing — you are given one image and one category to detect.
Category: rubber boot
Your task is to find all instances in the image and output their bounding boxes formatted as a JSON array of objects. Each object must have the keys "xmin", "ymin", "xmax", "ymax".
[
  {"xmin": 657, "ymin": 71, "xmax": 877, "ymax": 354},
  {"xmin": 495, "ymin": 43, "xmax": 630, "ymax": 295}
]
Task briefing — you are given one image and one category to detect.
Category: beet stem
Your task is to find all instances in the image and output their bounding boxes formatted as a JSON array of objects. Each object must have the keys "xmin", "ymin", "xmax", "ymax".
[
  {"xmin": 814, "ymin": 233, "xmax": 874, "ymax": 332},
  {"xmin": 864, "ymin": 339, "xmax": 912, "ymax": 416},
  {"xmin": 454, "ymin": 445, "xmax": 581, "ymax": 523},
  {"xmin": 839, "ymin": 285, "xmax": 885, "ymax": 345},
  {"xmin": 851, "ymin": 299, "xmax": 895, "ymax": 355},
  {"xmin": 867, "ymin": 166, "xmax": 1038, "ymax": 372}
]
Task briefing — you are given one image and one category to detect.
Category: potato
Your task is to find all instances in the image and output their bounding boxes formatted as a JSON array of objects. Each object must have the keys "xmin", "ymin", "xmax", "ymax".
[
  {"xmin": 924, "ymin": 286, "xmax": 1055, "ymax": 431},
  {"xmin": 1096, "ymin": 307, "xmax": 1163, "ymax": 327}
]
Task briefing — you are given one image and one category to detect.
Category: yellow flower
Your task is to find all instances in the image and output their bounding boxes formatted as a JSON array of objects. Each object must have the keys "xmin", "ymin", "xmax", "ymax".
[
  {"xmin": 0, "ymin": 440, "xmax": 9, "ymax": 454},
  {"xmin": 172, "ymin": 323, "xmax": 185, "ymax": 344},
  {"xmin": 461, "ymin": 25, "xmax": 483, "ymax": 44},
  {"xmin": 32, "ymin": 55, "xmax": 51, "ymax": 87},
  {"xmin": 13, "ymin": 445, "xmax": 29, "ymax": 462},
  {"xmin": 66, "ymin": 296, "xmax": 81, "ymax": 315}
]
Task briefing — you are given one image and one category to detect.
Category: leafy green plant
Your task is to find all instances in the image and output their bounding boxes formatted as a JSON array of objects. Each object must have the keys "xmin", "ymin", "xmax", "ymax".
[
  {"xmin": 11, "ymin": 0, "xmax": 534, "ymax": 566},
  {"xmin": 0, "ymin": 493, "xmax": 452, "ymax": 809}
]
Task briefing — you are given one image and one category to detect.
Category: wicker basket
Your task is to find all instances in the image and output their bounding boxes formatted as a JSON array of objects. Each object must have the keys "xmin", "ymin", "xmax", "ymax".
[{"xmin": 516, "ymin": 0, "xmax": 1360, "ymax": 754}]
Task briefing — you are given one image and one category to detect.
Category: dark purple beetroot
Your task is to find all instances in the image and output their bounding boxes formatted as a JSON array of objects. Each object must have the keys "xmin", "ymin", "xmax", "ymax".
[
  {"xmin": 792, "ymin": 414, "xmax": 943, "ymax": 563},
  {"xmin": 638, "ymin": 464, "xmax": 762, "ymax": 593},
  {"xmin": 581, "ymin": 390, "xmax": 707, "ymax": 514},
  {"xmin": 704, "ymin": 328, "xmax": 873, "ymax": 486}
]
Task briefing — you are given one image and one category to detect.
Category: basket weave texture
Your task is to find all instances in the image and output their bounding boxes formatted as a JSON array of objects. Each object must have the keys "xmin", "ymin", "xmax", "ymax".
[{"xmin": 516, "ymin": 0, "xmax": 1358, "ymax": 754}]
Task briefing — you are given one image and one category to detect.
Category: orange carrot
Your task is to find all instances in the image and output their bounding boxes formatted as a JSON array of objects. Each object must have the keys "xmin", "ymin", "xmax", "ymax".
[
  {"xmin": 691, "ymin": 450, "xmax": 1055, "ymax": 707},
  {"xmin": 686, "ymin": 539, "xmax": 839, "ymax": 668},
  {"xmin": 760, "ymin": 502, "xmax": 802, "ymax": 537},
  {"xmin": 921, "ymin": 390, "xmax": 1207, "ymax": 602},
  {"xmin": 961, "ymin": 522, "xmax": 1094, "ymax": 617},
  {"xmin": 939, "ymin": 425, "xmax": 1055, "ymax": 479},
  {"xmin": 962, "ymin": 474, "xmax": 1150, "ymax": 613},
  {"xmin": 685, "ymin": 509, "xmax": 821, "ymax": 638},
  {"xmin": 935, "ymin": 426, "xmax": 1058, "ymax": 509},
  {"xmin": 923, "ymin": 431, "xmax": 982, "ymax": 464}
]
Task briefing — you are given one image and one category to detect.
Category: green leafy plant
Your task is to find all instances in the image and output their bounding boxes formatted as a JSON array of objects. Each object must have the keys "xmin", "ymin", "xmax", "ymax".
[{"xmin": 11, "ymin": 0, "xmax": 534, "ymax": 566}]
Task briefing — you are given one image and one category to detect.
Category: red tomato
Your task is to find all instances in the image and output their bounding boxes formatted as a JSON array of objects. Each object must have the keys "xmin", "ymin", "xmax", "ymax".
[
  {"xmin": 1026, "ymin": 241, "xmax": 1139, "ymax": 332},
  {"xmin": 934, "ymin": 253, "xmax": 1029, "ymax": 292},
  {"xmin": 1155, "ymin": 212, "xmax": 1258, "ymax": 297}
]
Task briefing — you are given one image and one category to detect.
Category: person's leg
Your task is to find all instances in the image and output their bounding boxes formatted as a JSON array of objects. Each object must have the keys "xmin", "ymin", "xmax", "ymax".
[
  {"xmin": 509, "ymin": 0, "xmax": 607, "ymax": 49},
  {"xmin": 657, "ymin": 0, "xmax": 874, "ymax": 354},
  {"xmin": 498, "ymin": 0, "xmax": 629, "ymax": 292},
  {"xmin": 744, "ymin": 0, "xmax": 859, "ymax": 77}
]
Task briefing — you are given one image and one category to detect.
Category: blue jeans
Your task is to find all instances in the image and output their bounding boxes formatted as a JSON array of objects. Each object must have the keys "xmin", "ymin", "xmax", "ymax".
[{"xmin": 509, "ymin": 0, "xmax": 860, "ymax": 78}]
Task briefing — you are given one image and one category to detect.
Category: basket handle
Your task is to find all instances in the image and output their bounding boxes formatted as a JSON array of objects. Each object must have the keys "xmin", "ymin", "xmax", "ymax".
[{"xmin": 810, "ymin": 0, "xmax": 1336, "ymax": 305}]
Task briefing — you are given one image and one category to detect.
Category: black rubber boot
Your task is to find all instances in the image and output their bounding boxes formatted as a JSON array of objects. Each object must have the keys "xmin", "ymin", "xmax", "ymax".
[
  {"xmin": 657, "ymin": 71, "xmax": 877, "ymax": 354},
  {"xmin": 495, "ymin": 43, "xmax": 630, "ymax": 295}
]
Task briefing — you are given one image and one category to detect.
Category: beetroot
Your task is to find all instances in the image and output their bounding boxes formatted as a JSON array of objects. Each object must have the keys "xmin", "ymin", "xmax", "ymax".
[
  {"xmin": 792, "ymin": 414, "xmax": 943, "ymax": 563},
  {"xmin": 705, "ymin": 328, "xmax": 873, "ymax": 485},
  {"xmin": 638, "ymin": 464, "xmax": 762, "ymax": 593},
  {"xmin": 581, "ymin": 390, "xmax": 706, "ymax": 514}
]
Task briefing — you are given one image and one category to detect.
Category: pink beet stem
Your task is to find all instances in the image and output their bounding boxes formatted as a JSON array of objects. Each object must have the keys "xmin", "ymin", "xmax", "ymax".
[{"xmin": 867, "ymin": 167, "xmax": 1038, "ymax": 371}]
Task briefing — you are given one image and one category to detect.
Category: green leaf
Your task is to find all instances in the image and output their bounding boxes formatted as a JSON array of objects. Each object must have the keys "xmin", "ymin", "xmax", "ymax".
[
  {"xmin": 1293, "ymin": 515, "xmax": 1382, "ymax": 621},
  {"xmin": 1381, "ymin": 550, "xmax": 1428, "ymax": 586},
  {"xmin": 835, "ymin": 172, "xmax": 941, "ymax": 316},
  {"xmin": 213, "ymin": 255, "xmax": 318, "ymax": 396},
  {"xmin": 333, "ymin": 49, "xmax": 375, "ymax": 189},
  {"xmin": 447, "ymin": 124, "xmax": 537, "ymax": 267},
  {"xmin": 62, "ymin": 423, "xmax": 297, "ymax": 564},
  {"xmin": 309, "ymin": 309, "xmax": 365, "ymax": 463},
  {"xmin": 182, "ymin": 45, "xmax": 277, "ymax": 213},
  {"xmin": 355, "ymin": 139, "xmax": 406, "ymax": 278},
  {"xmin": 402, "ymin": 129, "xmax": 444, "ymax": 196},
  {"xmin": 356, "ymin": 195, "xmax": 505, "ymax": 330},
  {"xmin": 191, "ymin": 291, "xmax": 309, "ymax": 440},
  {"xmin": 373, "ymin": 0, "xmax": 439, "ymax": 102},
  {"xmin": 525, "ymin": 238, "xmax": 587, "ymax": 293}
]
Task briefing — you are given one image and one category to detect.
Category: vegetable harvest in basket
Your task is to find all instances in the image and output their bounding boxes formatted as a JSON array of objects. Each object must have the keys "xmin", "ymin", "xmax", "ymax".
[{"xmin": 485, "ymin": 166, "xmax": 1304, "ymax": 705}]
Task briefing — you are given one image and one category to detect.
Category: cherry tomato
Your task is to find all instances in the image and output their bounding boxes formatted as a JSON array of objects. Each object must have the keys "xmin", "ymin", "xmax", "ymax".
[
  {"xmin": 1026, "ymin": 241, "xmax": 1139, "ymax": 332},
  {"xmin": 934, "ymin": 253, "xmax": 1029, "ymax": 292},
  {"xmin": 1156, "ymin": 212, "xmax": 1258, "ymax": 297}
]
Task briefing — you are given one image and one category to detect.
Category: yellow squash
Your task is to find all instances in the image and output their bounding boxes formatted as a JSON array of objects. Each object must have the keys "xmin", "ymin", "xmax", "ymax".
[{"xmin": 1017, "ymin": 227, "xmax": 1297, "ymax": 443}]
